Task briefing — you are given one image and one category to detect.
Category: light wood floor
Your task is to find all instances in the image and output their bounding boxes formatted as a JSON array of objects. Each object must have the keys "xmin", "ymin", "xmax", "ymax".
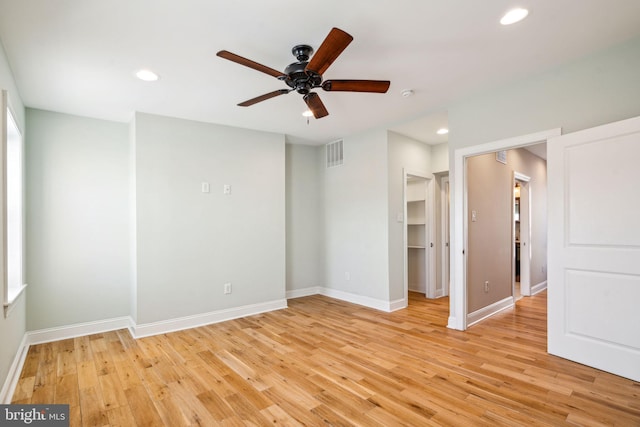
[{"xmin": 12, "ymin": 291, "xmax": 640, "ymax": 426}]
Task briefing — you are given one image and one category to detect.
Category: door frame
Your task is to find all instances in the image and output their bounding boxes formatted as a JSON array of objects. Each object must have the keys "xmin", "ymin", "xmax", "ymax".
[
  {"xmin": 440, "ymin": 174, "xmax": 450, "ymax": 297},
  {"xmin": 513, "ymin": 172, "xmax": 531, "ymax": 297},
  {"xmin": 403, "ymin": 169, "xmax": 435, "ymax": 301},
  {"xmin": 448, "ymin": 128, "xmax": 561, "ymax": 331}
]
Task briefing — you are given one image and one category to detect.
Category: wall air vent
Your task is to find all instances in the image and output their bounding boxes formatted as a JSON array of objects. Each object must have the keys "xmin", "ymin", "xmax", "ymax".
[{"xmin": 326, "ymin": 139, "xmax": 344, "ymax": 168}]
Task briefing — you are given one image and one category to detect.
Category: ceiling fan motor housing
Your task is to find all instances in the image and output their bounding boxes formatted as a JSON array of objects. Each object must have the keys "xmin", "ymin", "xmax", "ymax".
[{"xmin": 285, "ymin": 60, "xmax": 322, "ymax": 94}]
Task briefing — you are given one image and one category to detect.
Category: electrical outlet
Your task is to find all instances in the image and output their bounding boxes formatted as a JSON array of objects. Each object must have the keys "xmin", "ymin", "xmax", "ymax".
[
  {"xmin": 484, "ymin": 281, "xmax": 489, "ymax": 293},
  {"xmin": 345, "ymin": 272, "xmax": 350, "ymax": 281},
  {"xmin": 224, "ymin": 282, "xmax": 232, "ymax": 294}
]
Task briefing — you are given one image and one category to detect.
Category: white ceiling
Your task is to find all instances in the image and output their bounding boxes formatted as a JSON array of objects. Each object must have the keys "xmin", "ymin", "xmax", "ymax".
[{"xmin": 1, "ymin": 1, "xmax": 639, "ymax": 145}]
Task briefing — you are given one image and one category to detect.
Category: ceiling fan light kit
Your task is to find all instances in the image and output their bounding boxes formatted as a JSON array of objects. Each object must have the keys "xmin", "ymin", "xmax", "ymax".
[{"xmin": 217, "ymin": 27, "xmax": 390, "ymax": 119}]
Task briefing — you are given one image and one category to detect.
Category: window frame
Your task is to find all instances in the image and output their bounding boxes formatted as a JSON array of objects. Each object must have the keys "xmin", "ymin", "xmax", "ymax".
[{"xmin": 2, "ymin": 90, "xmax": 26, "ymax": 317}]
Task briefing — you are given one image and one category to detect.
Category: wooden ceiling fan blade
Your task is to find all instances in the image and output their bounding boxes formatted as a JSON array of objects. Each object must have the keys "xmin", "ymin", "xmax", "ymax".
[
  {"xmin": 238, "ymin": 89, "xmax": 290, "ymax": 107},
  {"xmin": 217, "ymin": 50, "xmax": 285, "ymax": 79},
  {"xmin": 305, "ymin": 28, "xmax": 353, "ymax": 75},
  {"xmin": 303, "ymin": 92, "xmax": 329, "ymax": 119},
  {"xmin": 322, "ymin": 80, "xmax": 390, "ymax": 93}
]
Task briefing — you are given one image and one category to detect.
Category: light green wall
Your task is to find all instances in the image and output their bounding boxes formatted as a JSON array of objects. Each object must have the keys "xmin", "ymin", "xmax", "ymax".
[
  {"xmin": 431, "ymin": 142, "xmax": 449, "ymax": 174},
  {"xmin": 25, "ymin": 109, "xmax": 131, "ymax": 330},
  {"xmin": 449, "ymin": 36, "xmax": 640, "ymax": 150},
  {"xmin": 0, "ymin": 40, "xmax": 26, "ymax": 400},
  {"xmin": 134, "ymin": 113, "xmax": 286, "ymax": 324},
  {"xmin": 322, "ymin": 129, "xmax": 390, "ymax": 301},
  {"xmin": 285, "ymin": 143, "xmax": 323, "ymax": 292}
]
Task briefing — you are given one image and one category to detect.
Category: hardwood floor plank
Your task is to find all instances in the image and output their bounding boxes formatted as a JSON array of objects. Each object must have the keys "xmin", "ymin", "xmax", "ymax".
[
  {"xmin": 77, "ymin": 360, "xmax": 99, "ymax": 390},
  {"xmin": 54, "ymin": 373, "xmax": 79, "ymax": 407},
  {"xmin": 12, "ymin": 291, "xmax": 640, "ymax": 425},
  {"xmin": 19, "ymin": 346, "xmax": 40, "ymax": 379},
  {"xmin": 78, "ymin": 385, "xmax": 108, "ymax": 427},
  {"xmin": 152, "ymin": 395, "xmax": 191, "ymax": 427},
  {"xmin": 56, "ymin": 340, "xmax": 76, "ymax": 377},
  {"xmin": 124, "ymin": 384, "xmax": 164, "ymax": 427},
  {"xmin": 260, "ymin": 403, "xmax": 305, "ymax": 426},
  {"xmin": 98, "ymin": 372, "xmax": 128, "ymax": 409},
  {"xmin": 196, "ymin": 389, "xmax": 236, "ymax": 421},
  {"xmin": 106, "ymin": 405, "xmax": 138, "ymax": 427},
  {"xmin": 164, "ymin": 381, "xmax": 220, "ymax": 426},
  {"xmin": 11, "ymin": 375, "xmax": 35, "ymax": 401}
]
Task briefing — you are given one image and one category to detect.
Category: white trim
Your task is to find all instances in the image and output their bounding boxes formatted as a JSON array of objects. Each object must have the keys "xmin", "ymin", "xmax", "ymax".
[
  {"xmin": 403, "ymin": 169, "xmax": 436, "ymax": 304},
  {"xmin": 26, "ymin": 316, "xmax": 134, "ymax": 345},
  {"xmin": 292, "ymin": 286, "xmax": 404, "ymax": 311},
  {"xmin": 0, "ymin": 334, "xmax": 28, "ymax": 404},
  {"xmin": 320, "ymin": 287, "xmax": 397, "ymax": 312},
  {"xmin": 514, "ymin": 172, "xmax": 532, "ymax": 297},
  {"xmin": 531, "ymin": 280, "xmax": 547, "ymax": 295},
  {"xmin": 131, "ymin": 299, "xmax": 288, "ymax": 339},
  {"xmin": 288, "ymin": 286, "xmax": 404, "ymax": 312},
  {"xmin": 388, "ymin": 298, "xmax": 407, "ymax": 312},
  {"xmin": 426, "ymin": 176, "xmax": 436, "ymax": 298},
  {"xmin": 440, "ymin": 174, "xmax": 450, "ymax": 297},
  {"xmin": 467, "ymin": 296, "xmax": 514, "ymax": 327},
  {"xmin": 449, "ymin": 128, "xmax": 561, "ymax": 331},
  {"xmin": 3, "ymin": 283, "xmax": 26, "ymax": 318},
  {"xmin": 2, "ymin": 93, "xmax": 25, "ymax": 318},
  {"xmin": 286, "ymin": 287, "xmax": 322, "ymax": 299}
]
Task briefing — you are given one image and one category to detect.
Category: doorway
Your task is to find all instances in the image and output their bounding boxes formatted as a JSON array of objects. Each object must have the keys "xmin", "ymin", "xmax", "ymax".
[
  {"xmin": 449, "ymin": 128, "xmax": 559, "ymax": 331},
  {"xmin": 403, "ymin": 170, "xmax": 435, "ymax": 302},
  {"xmin": 513, "ymin": 173, "xmax": 531, "ymax": 300}
]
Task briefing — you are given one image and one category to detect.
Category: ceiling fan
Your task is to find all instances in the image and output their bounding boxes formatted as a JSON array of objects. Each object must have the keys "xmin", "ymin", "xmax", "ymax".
[{"xmin": 216, "ymin": 27, "xmax": 390, "ymax": 119}]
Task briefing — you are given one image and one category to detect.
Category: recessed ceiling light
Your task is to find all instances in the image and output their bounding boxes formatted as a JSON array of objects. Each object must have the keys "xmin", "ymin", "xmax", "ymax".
[
  {"xmin": 302, "ymin": 110, "xmax": 314, "ymax": 117},
  {"xmin": 135, "ymin": 69, "xmax": 159, "ymax": 82},
  {"xmin": 500, "ymin": 8, "xmax": 529, "ymax": 25},
  {"xmin": 437, "ymin": 128, "xmax": 449, "ymax": 135}
]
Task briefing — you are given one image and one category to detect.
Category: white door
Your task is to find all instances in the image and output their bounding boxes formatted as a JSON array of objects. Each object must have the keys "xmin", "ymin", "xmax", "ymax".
[{"xmin": 547, "ymin": 116, "xmax": 640, "ymax": 381}]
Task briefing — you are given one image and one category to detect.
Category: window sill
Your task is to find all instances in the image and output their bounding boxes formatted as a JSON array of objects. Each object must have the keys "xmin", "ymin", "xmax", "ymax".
[{"xmin": 4, "ymin": 283, "xmax": 27, "ymax": 318}]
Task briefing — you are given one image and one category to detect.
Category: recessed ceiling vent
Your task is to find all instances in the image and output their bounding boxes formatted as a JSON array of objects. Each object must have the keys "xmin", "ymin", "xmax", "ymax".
[{"xmin": 326, "ymin": 139, "xmax": 344, "ymax": 168}]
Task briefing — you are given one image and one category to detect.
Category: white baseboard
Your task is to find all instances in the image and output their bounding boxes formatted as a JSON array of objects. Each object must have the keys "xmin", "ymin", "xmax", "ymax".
[
  {"xmin": 131, "ymin": 299, "xmax": 288, "ymax": 339},
  {"xmin": 27, "ymin": 316, "xmax": 134, "ymax": 346},
  {"xmin": 0, "ymin": 334, "xmax": 29, "ymax": 404},
  {"xmin": 447, "ymin": 316, "xmax": 461, "ymax": 330},
  {"xmin": 389, "ymin": 298, "xmax": 407, "ymax": 312},
  {"xmin": 531, "ymin": 280, "xmax": 548, "ymax": 295},
  {"xmin": 319, "ymin": 287, "xmax": 394, "ymax": 312},
  {"xmin": 286, "ymin": 287, "xmax": 322, "ymax": 299},
  {"xmin": 287, "ymin": 286, "xmax": 406, "ymax": 313},
  {"xmin": 467, "ymin": 296, "xmax": 514, "ymax": 327}
]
